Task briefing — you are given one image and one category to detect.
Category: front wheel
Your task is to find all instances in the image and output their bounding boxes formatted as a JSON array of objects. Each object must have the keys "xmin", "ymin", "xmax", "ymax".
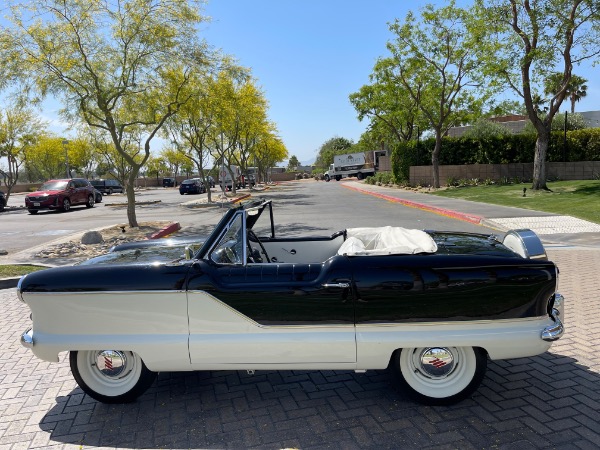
[
  {"xmin": 70, "ymin": 350, "xmax": 157, "ymax": 403},
  {"xmin": 324, "ymin": 174, "xmax": 330, "ymax": 182},
  {"xmin": 391, "ymin": 346, "xmax": 487, "ymax": 406}
]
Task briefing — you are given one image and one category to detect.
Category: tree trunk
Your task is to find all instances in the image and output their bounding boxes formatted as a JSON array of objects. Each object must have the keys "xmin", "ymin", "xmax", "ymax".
[
  {"xmin": 126, "ymin": 170, "xmax": 139, "ymax": 227},
  {"xmin": 531, "ymin": 127, "xmax": 550, "ymax": 190},
  {"xmin": 431, "ymin": 129, "xmax": 442, "ymax": 188}
]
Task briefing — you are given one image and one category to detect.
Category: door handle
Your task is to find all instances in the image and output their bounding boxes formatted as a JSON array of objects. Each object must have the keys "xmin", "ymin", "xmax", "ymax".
[{"xmin": 322, "ymin": 283, "xmax": 350, "ymax": 289}]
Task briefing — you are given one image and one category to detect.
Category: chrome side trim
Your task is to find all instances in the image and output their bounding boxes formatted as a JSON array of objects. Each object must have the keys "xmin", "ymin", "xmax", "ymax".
[
  {"xmin": 20, "ymin": 328, "xmax": 34, "ymax": 348},
  {"xmin": 541, "ymin": 309, "xmax": 564, "ymax": 341},
  {"xmin": 16, "ymin": 275, "xmax": 27, "ymax": 303}
]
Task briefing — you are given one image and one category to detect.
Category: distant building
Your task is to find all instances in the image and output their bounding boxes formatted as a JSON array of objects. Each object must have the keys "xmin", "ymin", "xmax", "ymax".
[{"xmin": 447, "ymin": 110, "xmax": 600, "ymax": 138}]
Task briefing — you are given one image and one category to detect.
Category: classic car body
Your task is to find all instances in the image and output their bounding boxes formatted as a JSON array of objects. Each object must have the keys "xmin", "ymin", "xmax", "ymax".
[{"xmin": 18, "ymin": 199, "xmax": 564, "ymax": 405}]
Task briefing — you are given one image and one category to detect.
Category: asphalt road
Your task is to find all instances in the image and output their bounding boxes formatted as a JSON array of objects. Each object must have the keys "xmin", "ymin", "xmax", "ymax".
[{"xmin": 0, "ymin": 181, "xmax": 498, "ymax": 258}]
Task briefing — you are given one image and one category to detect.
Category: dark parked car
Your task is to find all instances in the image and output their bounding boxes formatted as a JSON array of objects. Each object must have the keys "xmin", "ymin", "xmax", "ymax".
[
  {"xmin": 25, "ymin": 178, "xmax": 95, "ymax": 214},
  {"xmin": 89, "ymin": 179, "xmax": 123, "ymax": 195},
  {"xmin": 162, "ymin": 177, "xmax": 176, "ymax": 187},
  {"xmin": 17, "ymin": 199, "xmax": 564, "ymax": 405},
  {"xmin": 94, "ymin": 189, "xmax": 103, "ymax": 204},
  {"xmin": 0, "ymin": 190, "xmax": 5, "ymax": 212},
  {"xmin": 179, "ymin": 178, "xmax": 205, "ymax": 195}
]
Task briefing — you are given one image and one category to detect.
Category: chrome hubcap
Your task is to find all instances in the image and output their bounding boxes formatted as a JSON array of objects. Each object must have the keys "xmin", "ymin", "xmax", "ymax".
[
  {"xmin": 418, "ymin": 347, "xmax": 455, "ymax": 378},
  {"xmin": 95, "ymin": 350, "xmax": 127, "ymax": 378}
]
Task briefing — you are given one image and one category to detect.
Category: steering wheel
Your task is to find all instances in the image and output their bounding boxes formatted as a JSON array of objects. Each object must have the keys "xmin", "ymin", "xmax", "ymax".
[{"xmin": 248, "ymin": 229, "xmax": 270, "ymax": 263}]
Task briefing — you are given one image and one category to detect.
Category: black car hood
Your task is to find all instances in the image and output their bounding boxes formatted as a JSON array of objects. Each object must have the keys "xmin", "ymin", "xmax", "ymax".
[{"xmin": 78, "ymin": 236, "xmax": 207, "ymax": 266}]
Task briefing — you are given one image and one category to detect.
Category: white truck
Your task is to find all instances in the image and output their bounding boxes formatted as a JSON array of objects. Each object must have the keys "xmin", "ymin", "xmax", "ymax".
[
  {"xmin": 219, "ymin": 165, "xmax": 254, "ymax": 190},
  {"xmin": 324, "ymin": 150, "xmax": 386, "ymax": 182},
  {"xmin": 219, "ymin": 165, "xmax": 241, "ymax": 191}
]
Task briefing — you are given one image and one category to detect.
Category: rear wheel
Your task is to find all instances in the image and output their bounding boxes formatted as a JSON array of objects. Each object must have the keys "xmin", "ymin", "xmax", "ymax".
[
  {"xmin": 356, "ymin": 172, "xmax": 363, "ymax": 180},
  {"xmin": 62, "ymin": 198, "xmax": 71, "ymax": 212},
  {"xmin": 70, "ymin": 350, "xmax": 157, "ymax": 403},
  {"xmin": 391, "ymin": 346, "xmax": 487, "ymax": 406},
  {"xmin": 86, "ymin": 194, "xmax": 95, "ymax": 208},
  {"xmin": 108, "ymin": 188, "xmax": 113, "ymax": 195}
]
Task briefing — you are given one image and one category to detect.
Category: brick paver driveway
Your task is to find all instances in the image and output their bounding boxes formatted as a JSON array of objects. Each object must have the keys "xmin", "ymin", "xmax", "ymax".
[{"xmin": 1, "ymin": 249, "xmax": 599, "ymax": 449}]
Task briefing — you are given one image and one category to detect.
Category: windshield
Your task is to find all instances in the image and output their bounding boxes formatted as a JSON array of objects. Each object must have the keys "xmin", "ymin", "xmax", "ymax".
[
  {"xmin": 39, "ymin": 181, "xmax": 68, "ymax": 191},
  {"xmin": 210, "ymin": 213, "xmax": 244, "ymax": 264}
]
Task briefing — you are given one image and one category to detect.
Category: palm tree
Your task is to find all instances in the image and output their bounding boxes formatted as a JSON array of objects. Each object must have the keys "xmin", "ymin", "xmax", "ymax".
[
  {"xmin": 567, "ymin": 76, "xmax": 588, "ymax": 113},
  {"xmin": 544, "ymin": 73, "xmax": 588, "ymax": 113}
]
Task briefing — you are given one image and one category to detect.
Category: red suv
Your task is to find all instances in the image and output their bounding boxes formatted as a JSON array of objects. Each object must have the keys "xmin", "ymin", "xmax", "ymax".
[{"xmin": 25, "ymin": 178, "xmax": 96, "ymax": 214}]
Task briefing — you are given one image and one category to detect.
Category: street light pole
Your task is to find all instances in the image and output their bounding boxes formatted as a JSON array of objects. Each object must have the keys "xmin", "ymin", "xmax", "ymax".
[{"xmin": 62, "ymin": 139, "xmax": 70, "ymax": 178}]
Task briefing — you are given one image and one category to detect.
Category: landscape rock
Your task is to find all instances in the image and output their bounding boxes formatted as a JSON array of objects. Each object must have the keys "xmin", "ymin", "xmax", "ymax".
[{"xmin": 81, "ymin": 231, "xmax": 104, "ymax": 245}]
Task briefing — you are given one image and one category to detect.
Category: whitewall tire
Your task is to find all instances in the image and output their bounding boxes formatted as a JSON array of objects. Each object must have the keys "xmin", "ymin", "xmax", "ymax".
[
  {"xmin": 391, "ymin": 346, "xmax": 487, "ymax": 406},
  {"xmin": 70, "ymin": 350, "xmax": 157, "ymax": 403}
]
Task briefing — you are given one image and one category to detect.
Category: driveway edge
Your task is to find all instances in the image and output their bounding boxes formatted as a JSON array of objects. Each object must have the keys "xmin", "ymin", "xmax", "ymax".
[{"xmin": 342, "ymin": 183, "xmax": 484, "ymax": 225}]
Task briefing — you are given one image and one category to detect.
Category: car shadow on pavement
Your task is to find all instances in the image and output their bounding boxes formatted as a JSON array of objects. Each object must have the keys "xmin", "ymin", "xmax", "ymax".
[{"xmin": 39, "ymin": 352, "xmax": 600, "ymax": 449}]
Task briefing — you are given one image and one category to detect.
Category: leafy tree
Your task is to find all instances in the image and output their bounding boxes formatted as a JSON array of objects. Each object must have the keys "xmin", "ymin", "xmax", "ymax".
[
  {"xmin": 146, "ymin": 156, "xmax": 168, "ymax": 184},
  {"xmin": 24, "ymin": 136, "xmax": 68, "ymax": 181},
  {"xmin": 386, "ymin": 1, "xmax": 488, "ymax": 187},
  {"xmin": 1, "ymin": 0, "xmax": 213, "ymax": 226},
  {"xmin": 228, "ymin": 79, "xmax": 270, "ymax": 180},
  {"xmin": 0, "ymin": 104, "xmax": 42, "ymax": 199},
  {"xmin": 160, "ymin": 147, "xmax": 188, "ymax": 179},
  {"xmin": 349, "ymin": 62, "xmax": 425, "ymax": 146},
  {"xmin": 474, "ymin": 0, "xmax": 600, "ymax": 189},
  {"xmin": 166, "ymin": 72, "xmax": 218, "ymax": 201},
  {"xmin": 287, "ymin": 155, "xmax": 300, "ymax": 171},
  {"xmin": 253, "ymin": 130, "xmax": 287, "ymax": 183},
  {"xmin": 462, "ymin": 118, "xmax": 512, "ymax": 139},
  {"xmin": 67, "ymin": 134, "xmax": 102, "ymax": 179},
  {"xmin": 314, "ymin": 137, "xmax": 354, "ymax": 172},
  {"xmin": 544, "ymin": 73, "xmax": 588, "ymax": 114}
]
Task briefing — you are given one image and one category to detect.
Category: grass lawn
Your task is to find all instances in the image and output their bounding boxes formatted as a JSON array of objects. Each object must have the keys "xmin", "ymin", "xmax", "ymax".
[
  {"xmin": 0, "ymin": 265, "xmax": 47, "ymax": 278},
  {"xmin": 428, "ymin": 180, "xmax": 600, "ymax": 224}
]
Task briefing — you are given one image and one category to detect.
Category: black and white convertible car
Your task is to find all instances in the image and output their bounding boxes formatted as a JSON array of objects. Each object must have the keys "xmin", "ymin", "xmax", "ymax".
[{"xmin": 18, "ymin": 199, "xmax": 564, "ymax": 405}]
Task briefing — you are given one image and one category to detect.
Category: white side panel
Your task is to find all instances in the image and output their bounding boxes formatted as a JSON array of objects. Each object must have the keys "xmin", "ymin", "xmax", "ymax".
[
  {"xmin": 24, "ymin": 291, "xmax": 189, "ymax": 369},
  {"xmin": 187, "ymin": 291, "xmax": 356, "ymax": 365},
  {"xmin": 355, "ymin": 317, "xmax": 554, "ymax": 369},
  {"xmin": 261, "ymin": 236, "xmax": 344, "ymax": 264}
]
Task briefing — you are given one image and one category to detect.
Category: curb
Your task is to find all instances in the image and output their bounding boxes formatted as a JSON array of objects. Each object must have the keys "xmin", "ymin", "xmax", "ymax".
[
  {"xmin": 230, "ymin": 193, "xmax": 251, "ymax": 204},
  {"xmin": 342, "ymin": 183, "xmax": 484, "ymax": 225},
  {"xmin": 147, "ymin": 222, "xmax": 181, "ymax": 239}
]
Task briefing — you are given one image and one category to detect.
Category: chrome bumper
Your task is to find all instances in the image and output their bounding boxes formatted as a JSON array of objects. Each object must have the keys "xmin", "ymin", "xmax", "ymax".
[
  {"xmin": 541, "ymin": 293, "xmax": 565, "ymax": 342},
  {"xmin": 20, "ymin": 328, "xmax": 34, "ymax": 349}
]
